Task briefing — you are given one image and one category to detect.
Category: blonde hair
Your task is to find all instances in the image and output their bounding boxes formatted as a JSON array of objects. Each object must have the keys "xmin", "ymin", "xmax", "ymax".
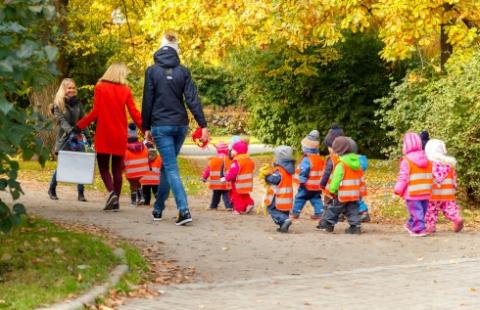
[
  {"xmin": 50, "ymin": 78, "xmax": 76, "ymax": 115},
  {"xmin": 99, "ymin": 62, "xmax": 129, "ymax": 85}
]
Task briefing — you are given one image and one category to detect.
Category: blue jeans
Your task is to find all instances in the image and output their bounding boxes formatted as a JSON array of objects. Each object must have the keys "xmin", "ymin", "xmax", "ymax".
[
  {"xmin": 268, "ymin": 199, "xmax": 290, "ymax": 226},
  {"xmin": 50, "ymin": 170, "xmax": 84, "ymax": 193},
  {"xmin": 152, "ymin": 126, "xmax": 189, "ymax": 214},
  {"xmin": 292, "ymin": 186, "xmax": 323, "ymax": 215}
]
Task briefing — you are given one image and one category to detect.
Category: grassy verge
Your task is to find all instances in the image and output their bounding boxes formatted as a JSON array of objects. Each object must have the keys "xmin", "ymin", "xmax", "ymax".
[{"xmin": 0, "ymin": 218, "xmax": 118, "ymax": 310}]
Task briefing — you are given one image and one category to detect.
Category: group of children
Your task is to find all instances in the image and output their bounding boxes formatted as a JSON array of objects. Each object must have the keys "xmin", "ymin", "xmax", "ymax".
[{"xmin": 202, "ymin": 125, "xmax": 370, "ymax": 234}]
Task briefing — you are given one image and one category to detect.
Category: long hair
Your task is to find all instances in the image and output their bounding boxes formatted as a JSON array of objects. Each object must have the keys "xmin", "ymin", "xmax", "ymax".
[
  {"xmin": 99, "ymin": 62, "xmax": 129, "ymax": 85},
  {"xmin": 49, "ymin": 78, "xmax": 76, "ymax": 115}
]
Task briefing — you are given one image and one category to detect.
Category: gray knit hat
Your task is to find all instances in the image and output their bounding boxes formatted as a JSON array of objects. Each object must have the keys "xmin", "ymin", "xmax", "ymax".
[
  {"xmin": 274, "ymin": 145, "xmax": 294, "ymax": 162},
  {"xmin": 301, "ymin": 130, "xmax": 320, "ymax": 149},
  {"xmin": 346, "ymin": 137, "xmax": 358, "ymax": 154},
  {"xmin": 332, "ymin": 136, "xmax": 351, "ymax": 156}
]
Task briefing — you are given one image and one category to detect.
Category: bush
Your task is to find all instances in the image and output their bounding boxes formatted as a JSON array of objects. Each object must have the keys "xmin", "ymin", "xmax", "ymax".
[
  {"xmin": 377, "ymin": 55, "xmax": 480, "ymax": 204},
  {"xmin": 231, "ymin": 33, "xmax": 401, "ymax": 157}
]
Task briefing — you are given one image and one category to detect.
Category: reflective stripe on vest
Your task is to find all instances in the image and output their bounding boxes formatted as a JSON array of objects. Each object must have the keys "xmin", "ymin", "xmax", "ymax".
[
  {"xmin": 140, "ymin": 156, "xmax": 162, "ymax": 185},
  {"xmin": 431, "ymin": 168, "xmax": 456, "ymax": 201},
  {"xmin": 406, "ymin": 158, "xmax": 433, "ymax": 197},
  {"xmin": 235, "ymin": 155, "xmax": 255, "ymax": 194},
  {"xmin": 324, "ymin": 154, "xmax": 340, "ymax": 198},
  {"xmin": 263, "ymin": 166, "xmax": 293, "ymax": 211},
  {"xmin": 124, "ymin": 147, "xmax": 149, "ymax": 179},
  {"xmin": 208, "ymin": 156, "xmax": 232, "ymax": 190},
  {"xmin": 337, "ymin": 162, "xmax": 366, "ymax": 202},
  {"xmin": 293, "ymin": 154, "xmax": 325, "ymax": 191}
]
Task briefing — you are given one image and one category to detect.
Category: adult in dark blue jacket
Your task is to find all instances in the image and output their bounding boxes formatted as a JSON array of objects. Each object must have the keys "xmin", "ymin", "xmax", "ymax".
[{"xmin": 142, "ymin": 33, "xmax": 209, "ymax": 226}]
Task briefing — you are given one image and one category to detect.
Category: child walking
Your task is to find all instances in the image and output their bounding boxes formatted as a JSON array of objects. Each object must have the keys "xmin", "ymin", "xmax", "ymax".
[
  {"xmin": 347, "ymin": 137, "xmax": 370, "ymax": 222},
  {"xmin": 140, "ymin": 142, "xmax": 162, "ymax": 207},
  {"xmin": 290, "ymin": 130, "xmax": 325, "ymax": 220},
  {"xmin": 264, "ymin": 146, "xmax": 296, "ymax": 233},
  {"xmin": 124, "ymin": 123, "xmax": 149, "ymax": 206},
  {"xmin": 317, "ymin": 136, "xmax": 366, "ymax": 234},
  {"xmin": 320, "ymin": 124, "xmax": 345, "ymax": 208},
  {"xmin": 394, "ymin": 132, "xmax": 432, "ymax": 237},
  {"xmin": 424, "ymin": 139, "xmax": 463, "ymax": 233},
  {"xmin": 202, "ymin": 142, "xmax": 232, "ymax": 210},
  {"xmin": 222, "ymin": 140, "xmax": 255, "ymax": 214}
]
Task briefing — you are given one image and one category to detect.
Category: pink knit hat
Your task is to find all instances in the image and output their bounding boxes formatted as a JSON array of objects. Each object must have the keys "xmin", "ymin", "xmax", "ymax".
[
  {"xmin": 232, "ymin": 140, "xmax": 248, "ymax": 154},
  {"xmin": 403, "ymin": 132, "xmax": 422, "ymax": 155},
  {"xmin": 215, "ymin": 141, "xmax": 229, "ymax": 155}
]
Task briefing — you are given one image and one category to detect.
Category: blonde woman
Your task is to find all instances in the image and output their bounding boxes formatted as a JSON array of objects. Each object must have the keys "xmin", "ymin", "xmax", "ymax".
[
  {"xmin": 77, "ymin": 63, "xmax": 142, "ymax": 211},
  {"xmin": 48, "ymin": 78, "xmax": 91, "ymax": 201}
]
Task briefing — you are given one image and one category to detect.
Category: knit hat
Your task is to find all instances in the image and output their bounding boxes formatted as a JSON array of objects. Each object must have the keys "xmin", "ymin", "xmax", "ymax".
[
  {"xmin": 232, "ymin": 140, "xmax": 248, "ymax": 155},
  {"xmin": 324, "ymin": 123, "xmax": 345, "ymax": 147},
  {"xmin": 160, "ymin": 33, "xmax": 180, "ymax": 54},
  {"xmin": 301, "ymin": 130, "xmax": 320, "ymax": 149},
  {"xmin": 230, "ymin": 135, "xmax": 241, "ymax": 149},
  {"xmin": 425, "ymin": 139, "xmax": 457, "ymax": 167},
  {"xmin": 332, "ymin": 136, "xmax": 351, "ymax": 156},
  {"xmin": 347, "ymin": 137, "xmax": 358, "ymax": 154},
  {"xmin": 274, "ymin": 145, "xmax": 294, "ymax": 163},
  {"xmin": 419, "ymin": 130, "xmax": 430, "ymax": 150},
  {"xmin": 215, "ymin": 141, "xmax": 229, "ymax": 156},
  {"xmin": 402, "ymin": 132, "xmax": 422, "ymax": 155},
  {"xmin": 127, "ymin": 122, "xmax": 138, "ymax": 142}
]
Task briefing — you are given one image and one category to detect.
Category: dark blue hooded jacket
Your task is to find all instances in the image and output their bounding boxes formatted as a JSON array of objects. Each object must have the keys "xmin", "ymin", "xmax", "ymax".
[{"xmin": 141, "ymin": 46, "xmax": 207, "ymax": 130}]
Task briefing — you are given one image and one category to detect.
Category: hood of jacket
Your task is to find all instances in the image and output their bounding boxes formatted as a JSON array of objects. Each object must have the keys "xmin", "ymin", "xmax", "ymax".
[
  {"xmin": 405, "ymin": 150, "xmax": 429, "ymax": 168},
  {"xmin": 339, "ymin": 153, "xmax": 361, "ymax": 170},
  {"xmin": 153, "ymin": 46, "xmax": 180, "ymax": 68},
  {"xmin": 276, "ymin": 160, "xmax": 296, "ymax": 175},
  {"xmin": 127, "ymin": 141, "xmax": 145, "ymax": 153},
  {"xmin": 432, "ymin": 161, "xmax": 452, "ymax": 184}
]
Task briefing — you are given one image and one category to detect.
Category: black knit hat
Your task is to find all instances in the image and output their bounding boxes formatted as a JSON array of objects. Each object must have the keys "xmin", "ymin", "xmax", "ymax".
[
  {"xmin": 419, "ymin": 130, "xmax": 430, "ymax": 150},
  {"xmin": 324, "ymin": 123, "xmax": 345, "ymax": 147}
]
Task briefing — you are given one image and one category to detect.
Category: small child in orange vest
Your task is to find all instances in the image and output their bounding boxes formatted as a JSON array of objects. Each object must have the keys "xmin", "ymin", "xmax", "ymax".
[
  {"xmin": 291, "ymin": 130, "xmax": 325, "ymax": 219},
  {"xmin": 221, "ymin": 140, "xmax": 255, "ymax": 214},
  {"xmin": 394, "ymin": 132, "xmax": 432, "ymax": 237},
  {"xmin": 424, "ymin": 139, "xmax": 463, "ymax": 233},
  {"xmin": 201, "ymin": 142, "xmax": 232, "ymax": 210},
  {"xmin": 124, "ymin": 123, "xmax": 149, "ymax": 206},
  {"xmin": 140, "ymin": 142, "xmax": 162, "ymax": 206},
  {"xmin": 317, "ymin": 136, "xmax": 366, "ymax": 234},
  {"xmin": 264, "ymin": 146, "xmax": 295, "ymax": 233}
]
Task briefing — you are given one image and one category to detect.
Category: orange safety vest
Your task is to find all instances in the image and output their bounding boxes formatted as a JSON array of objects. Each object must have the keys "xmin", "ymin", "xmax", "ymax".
[
  {"xmin": 431, "ymin": 167, "xmax": 455, "ymax": 201},
  {"xmin": 208, "ymin": 156, "xmax": 232, "ymax": 190},
  {"xmin": 140, "ymin": 156, "xmax": 162, "ymax": 185},
  {"xmin": 264, "ymin": 166, "xmax": 293, "ymax": 211},
  {"xmin": 406, "ymin": 157, "xmax": 433, "ymax": 197},
  {"xmin": 294, "ymin": 154, "xmax": 325, "ymax": 191},
  {"xmin": 124, "ymin": 147, "xmax": 149, "ymax": 179},
  {"xmin": 337, "ymin": 163, "xmax": 367, "ymax": 202},
  {"xmin": 234, "ymin": 154, "xmax": 255, "ymax": 194},
  {"xmin": 324, "ymin": 154, "xmax": 340, "ymax": 198}
]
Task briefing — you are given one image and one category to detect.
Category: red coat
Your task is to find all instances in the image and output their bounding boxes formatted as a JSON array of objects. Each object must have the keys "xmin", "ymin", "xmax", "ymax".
[{"xmin": 77, "ymin": 81, "xmax": 142, "ymax": 156}]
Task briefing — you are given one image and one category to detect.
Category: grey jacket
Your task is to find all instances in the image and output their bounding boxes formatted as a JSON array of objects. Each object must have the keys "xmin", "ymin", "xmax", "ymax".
[{"xmin": 53, "ymin": 97, "xmax": 90, "ymax": 153}]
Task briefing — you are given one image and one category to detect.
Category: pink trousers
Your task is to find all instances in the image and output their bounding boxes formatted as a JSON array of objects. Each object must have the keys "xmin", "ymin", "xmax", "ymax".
[{"xmin": 425, "ymin": 200, "xmax": 462, "ymax": 231}]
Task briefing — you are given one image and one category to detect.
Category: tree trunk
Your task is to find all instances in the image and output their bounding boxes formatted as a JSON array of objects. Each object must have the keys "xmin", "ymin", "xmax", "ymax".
[
  {"xmin": 54, "ymin": 0, "xmax": 69, "ymax": 76},
  {"xmin": 440, "ymin": 4, "xmax": 454, "ymax": 73}
]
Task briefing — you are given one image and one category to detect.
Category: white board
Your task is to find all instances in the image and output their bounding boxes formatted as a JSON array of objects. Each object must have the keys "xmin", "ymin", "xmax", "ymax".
[{"xmin": 56, "ymin": 151, "xmax": 96, "ymax": 184}]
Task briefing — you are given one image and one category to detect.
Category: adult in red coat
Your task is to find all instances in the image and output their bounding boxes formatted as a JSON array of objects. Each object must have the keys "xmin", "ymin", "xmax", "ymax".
[{"xmin": 77, "ymin": 62, "xmax": 142, "ymax": 211}]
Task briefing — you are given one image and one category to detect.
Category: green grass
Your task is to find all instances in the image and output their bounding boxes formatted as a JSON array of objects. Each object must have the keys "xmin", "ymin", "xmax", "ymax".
[
  {"xmin": 115, "ymin": 242, "xmax": 149, "ymax": 293},
  {"xmin": 0, "ymin": 218, "xmax": 118, "ymax": 310}
]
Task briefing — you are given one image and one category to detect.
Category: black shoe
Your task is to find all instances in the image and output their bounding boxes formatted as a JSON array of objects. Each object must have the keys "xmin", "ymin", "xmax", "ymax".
[
  {"xmin": 316, "ymin": 221, "xmax": 334, "ymax": 232},
  {"xmin": 152, "ymin": 211, "xmax": 162, "ymax": 221},
  {"xmin": 48, "ymin": 188, "xmax": 59, "ymax": 200},
  {"xmin": 345, "ymin": 225, "xmax": 361, "ymax": 234},
  {"xmin": 78, "ymin": 192, "xmax": 87, "ymax": 202},
  {"xmin": 104, "ymin": 192, "xmax": 118, "ymax": 211},
  {"xmin": 130, "ymin": 192, "xmax": 137, "ymax": 207},
  {"xmin": 112, "ymin": 202, "xmax": 120, "ymax": 212},
  {"xmin": 277, "ymin": 219, "xmax": 292, "ymax": 233},
  {"xmin": 137, "ymin": 189, "xmax": 145, "ymax": 206},
  {"xmin": 176, "ymin": 210, "xmax": 192, "ymax": 226}
]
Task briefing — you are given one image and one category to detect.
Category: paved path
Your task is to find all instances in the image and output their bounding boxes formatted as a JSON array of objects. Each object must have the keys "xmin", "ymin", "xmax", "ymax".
[
  {"xmin": 180, "ymin": 144, "xmax": 273, "ymax": 156},
  {"xmin": 120, "ymin": 258, "xmax": 480, "ymax": 309}
]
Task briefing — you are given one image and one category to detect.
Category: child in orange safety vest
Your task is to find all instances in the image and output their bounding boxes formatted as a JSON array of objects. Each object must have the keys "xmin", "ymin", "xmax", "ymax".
[
  {"xmin": 201, "ymin": 142, "xmax": 232, "ymax": 210},
  {"xmin": 424, "ymin": 139, "xmax": 463, "ymax": 233},
  {"xmin": 221, "ymin": 140, "xmax": 255, "ymax": 214},
  {"xmin": 140, "ymin": 142, "xmax": 162, "ymax": 206},
  {"xmin": 317, "ymin": 136, "xmax": 366, "ymax": 234},
  {"xmin": 393, "ymin": 132, "xmax": 433, "ymax": 237},
  {"xmin": 290, "ymin": 130, "xmax": 325, "ymax": 220},
  {"xmin": 264, "ymin": 146, "xmax": 296, "ymax": 233},
  {"xmin": 124, "ymin": 123, "xmax": 149, "ymax": 206}
]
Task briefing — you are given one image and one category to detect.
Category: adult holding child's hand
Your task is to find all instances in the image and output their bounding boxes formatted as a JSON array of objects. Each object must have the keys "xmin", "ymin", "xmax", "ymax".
[
  {"xmin": 142, "ymin": 32, "xmax": 208, "ymax": 225},
  {"xmin": 77, "ymin": 62, "xmax": 143, "ymax": 211}
]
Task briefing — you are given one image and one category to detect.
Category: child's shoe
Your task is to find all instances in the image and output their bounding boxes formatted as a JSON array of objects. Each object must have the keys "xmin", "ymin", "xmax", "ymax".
[
  {"xmin": 310, "ymin": 214, "xmax": 322, "ymax": 221},
  {"xmin": 453, "ymin": 219, "xmax": 464, "ymax": 233},
  {"xmin": 232, "ymin": 210, "xmax": 241, "ymax": 215},
  {"xmin": 345, "ymin": 225, "xmax": 361, "ymax": 234},
  {"xmin": 359, "ymin": 211, "xmax": 370, "ymax": 223},
  {"xmin": 277, "ymin": 219, "xmax": 292, "ymax": 233},
  {"xmin": 404, "ymin": 224, "xmax": 427, "ymax": 237},
  {"xmin": 136, "ymin": 189, "xmax": 145, "ymax": 206},
  {"xmin": 289, "ymin": 213, "xmax": 299, "ymax": 219},
  {"xmin": 130, "ymin": 192, "xmax": 137, "ymax": 207},
  {"xmin": 425, "ymin": 225, "xmax": 436, "ymax": 234},
  {"xmin": 246, "ymin": 204, "xmax": 255, "ymax": 213},
  {"xmin": 316, "ymin": 220, "xmax": 334, "ymax": 232}
]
